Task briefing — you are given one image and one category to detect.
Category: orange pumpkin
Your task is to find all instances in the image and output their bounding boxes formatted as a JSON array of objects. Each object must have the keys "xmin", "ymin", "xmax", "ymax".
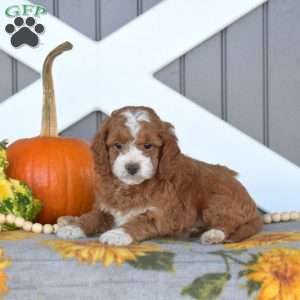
[{"xmin": 7, "ymin": 42, "xmax": 95, "ymax": 224}]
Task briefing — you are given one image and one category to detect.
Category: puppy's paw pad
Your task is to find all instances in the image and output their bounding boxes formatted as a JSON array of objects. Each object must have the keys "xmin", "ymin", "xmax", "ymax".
[
  {"xmin": 56, "ymin": 225, "xmax": 86, "ymax": 240},
  {"xmin": 99, "ymin": 228, "xmax": 133, "ymax": 246},
  {"xmin": 200, "ymin": 229, "xmax": 225, "ymax": 245}
]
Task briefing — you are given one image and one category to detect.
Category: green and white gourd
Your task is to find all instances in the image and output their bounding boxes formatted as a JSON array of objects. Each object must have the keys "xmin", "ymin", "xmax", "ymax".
[{"xmin": 0, "ymin": 139, "xmax": 49, "ymax": 232}]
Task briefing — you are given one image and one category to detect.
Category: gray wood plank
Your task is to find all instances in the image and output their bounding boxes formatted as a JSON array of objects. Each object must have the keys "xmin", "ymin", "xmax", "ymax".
[
  {"xmin": 151, "ymin": 0, "xmax": 181, "ymax": 97},
  {"xmin": 60, "ymin": 112, "xmax": 98, "ymax": 141},
  {"xmin": 31, "ymin": 0, "xmax": 54, "ymax": 14},
  {"xmin": 96, "ymin": 111, "xmax": 108, "ymax": 130},
  {"xmin": 155, "ymin": 59, "xmax": 180, "ymax": 93},
  {"xmin": 101, "ymin": 0, "xmax": 137, "ymax": 38},
  {"xmin": 17, "ymin": 62, "xmax": 40, "ymax": 92},
  {"xmin": 142, "ymin": 0, "xmax": 162, "ymax": 11},
  {"xmin": 185, "ymin": 34, "xmax": 222, "ymax": 117},
  {"xmin": 58, "ymin": 0, "xmax": 96, "ymax": 40},
  {"xmin": 5, "ymin": 0, "xmax": 43, "ymax": 98},
  {"xmin": 268, "ymin": 0, "xmax": 300, "ymax": 166},
  {"xmin": 226, "ymin": 7, "xmax": 264, "ymax": 142},
  {"xmin": 1, "ymin": 1, "xmax": 48, "ymax": 103},
  {"xmin": 0, "ymin": 51, "xmax": 13, "ymax": 102},
  {"xmin": 57, "ymin": 0, "xmax": 98, "ymax": 138}
]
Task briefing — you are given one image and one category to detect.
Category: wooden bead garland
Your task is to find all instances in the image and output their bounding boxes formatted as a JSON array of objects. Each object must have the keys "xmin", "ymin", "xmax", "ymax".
[
  {"xmin": 0, "ymin": 212, "xmax": 299, "ymax": 232},
  {"xmin": 263, "ymin": 211, "xmax": 300, "ymax": 224},
  {"xmin": 0, "ymin": 213, "xmax": 58, "ymax": 234}
]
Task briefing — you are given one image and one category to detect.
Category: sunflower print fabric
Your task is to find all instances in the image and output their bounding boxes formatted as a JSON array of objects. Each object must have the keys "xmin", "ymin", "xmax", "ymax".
[
  {"xmin": 244, "ymin": 248, "xmax": 300, "ymax": 300},
  {"xmin": 1, "ymin": 223, "xmax": 300, "ymax": 299},
  {"xmin": 42, "ymin": 240, "xmax": 170, "ymax": 268},
  {"xmin": 0, "ymin": 248, "xmax": 10, "ymax": 297}
]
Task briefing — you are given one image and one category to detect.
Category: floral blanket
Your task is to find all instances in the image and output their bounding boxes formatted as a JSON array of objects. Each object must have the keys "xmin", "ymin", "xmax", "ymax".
[{"xmin": 0, "ymin": 222, "xmax": 300, "ymax": 300}]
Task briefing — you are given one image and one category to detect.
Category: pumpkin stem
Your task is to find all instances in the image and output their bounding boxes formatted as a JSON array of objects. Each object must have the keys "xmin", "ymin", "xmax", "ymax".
[{"xmin": 40, "ymin": 41, "xmax": 73, "ymax": 137}]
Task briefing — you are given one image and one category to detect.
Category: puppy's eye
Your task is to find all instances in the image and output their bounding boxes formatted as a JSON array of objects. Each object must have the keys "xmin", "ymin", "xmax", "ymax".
[
  {"xmin": 114, "ymin": 143, "xmax": 123, "ymax": 150},
  {"xmin": 144, "ymin": 144, "xmax": 152, "ymax": 149}
]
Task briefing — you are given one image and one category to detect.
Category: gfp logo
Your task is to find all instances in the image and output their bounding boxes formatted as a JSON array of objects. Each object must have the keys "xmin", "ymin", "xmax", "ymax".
[{"xmin": 4, "ymin": 4, "xmax": 46, "ymax": 47}]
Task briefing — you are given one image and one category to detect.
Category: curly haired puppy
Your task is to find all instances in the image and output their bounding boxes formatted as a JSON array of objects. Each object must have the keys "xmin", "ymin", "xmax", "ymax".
[{"xmin": 57, "ymin": 106, "xmax": 263, "ymax": 245}]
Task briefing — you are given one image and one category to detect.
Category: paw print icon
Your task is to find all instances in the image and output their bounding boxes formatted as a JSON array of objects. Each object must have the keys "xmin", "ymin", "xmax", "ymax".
[{"xmin": 5, "ymin": 16, "xmax": 45, "ymax": 47}]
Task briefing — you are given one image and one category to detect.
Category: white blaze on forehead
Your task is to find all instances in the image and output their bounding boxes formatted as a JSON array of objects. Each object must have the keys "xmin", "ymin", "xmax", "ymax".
[
  {"xmin": 113, "ymin": 110, "xmax": 154, "ymax": 185},
  {"xmin": 122, "ymin": 110, "xmax": 150, "ymax": 138}
]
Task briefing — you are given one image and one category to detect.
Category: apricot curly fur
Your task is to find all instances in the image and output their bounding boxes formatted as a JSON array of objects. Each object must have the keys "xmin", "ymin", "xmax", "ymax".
[{"xmin": 63, "ymin": 106, "xmax": 263, "ymax": 243}]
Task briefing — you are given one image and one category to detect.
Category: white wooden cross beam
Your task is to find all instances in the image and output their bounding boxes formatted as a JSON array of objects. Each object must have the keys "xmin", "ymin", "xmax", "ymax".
[{"xmin": 0, "ymin": 0, "xmax": 299, "ymax": 212}]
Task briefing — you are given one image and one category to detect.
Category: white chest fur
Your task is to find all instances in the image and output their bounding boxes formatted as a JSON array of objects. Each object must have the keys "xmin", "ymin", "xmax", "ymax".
[{"xmin": 101, "ymin": 205, "xmax": 156, "ymax": 227}]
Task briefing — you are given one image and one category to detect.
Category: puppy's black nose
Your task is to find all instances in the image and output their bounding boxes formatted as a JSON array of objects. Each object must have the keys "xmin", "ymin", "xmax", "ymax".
[{"xmin": 126, "ymin": 163, "xmax": 139, "ymax": 175}]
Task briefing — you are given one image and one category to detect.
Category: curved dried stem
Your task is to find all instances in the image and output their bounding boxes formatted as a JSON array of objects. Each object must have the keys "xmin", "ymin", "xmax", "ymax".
[{"xmin": 40, "ymin": 41, "xmax": 73, "ymax": 136}]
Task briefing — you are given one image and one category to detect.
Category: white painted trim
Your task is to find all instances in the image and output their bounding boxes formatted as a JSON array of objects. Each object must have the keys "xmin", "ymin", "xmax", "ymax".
[{"xmin": 1, "ymin": 0, "xmax": 300, "ymax": 212}]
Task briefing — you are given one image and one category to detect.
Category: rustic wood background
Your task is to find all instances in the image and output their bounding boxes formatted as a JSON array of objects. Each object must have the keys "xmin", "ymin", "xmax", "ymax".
[{"xmin": 0, "ymin": 0, "xmax": 299, "ymax": 166}]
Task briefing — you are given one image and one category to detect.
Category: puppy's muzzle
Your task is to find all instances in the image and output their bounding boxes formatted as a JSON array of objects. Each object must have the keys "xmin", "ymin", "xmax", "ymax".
[{"xmin": 125, "ymin": 163, "xmax": 140, "ymax": 175}]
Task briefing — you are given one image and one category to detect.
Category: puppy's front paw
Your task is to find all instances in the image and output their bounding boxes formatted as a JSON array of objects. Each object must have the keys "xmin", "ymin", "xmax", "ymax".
[
  {"xmin": 99, "ymin": 228, "xmax": 133, "ymax": 246},
  {"xmin": 200, "ymin": 229, "xmax": 225, "ymax": 245},
  {"xmin": 56, "ymin": 225, "xmax": 86, "ymax": 240}
]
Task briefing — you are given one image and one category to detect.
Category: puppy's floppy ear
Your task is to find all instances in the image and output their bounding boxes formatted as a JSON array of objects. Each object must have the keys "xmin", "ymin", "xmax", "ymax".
[
  {"xmin": 158, "ymin": 122, "xmax": 180, "ymax": 180},
  {"xmin": 91, "ymin": 117, "xmax": 112, "ymax": 176}
]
